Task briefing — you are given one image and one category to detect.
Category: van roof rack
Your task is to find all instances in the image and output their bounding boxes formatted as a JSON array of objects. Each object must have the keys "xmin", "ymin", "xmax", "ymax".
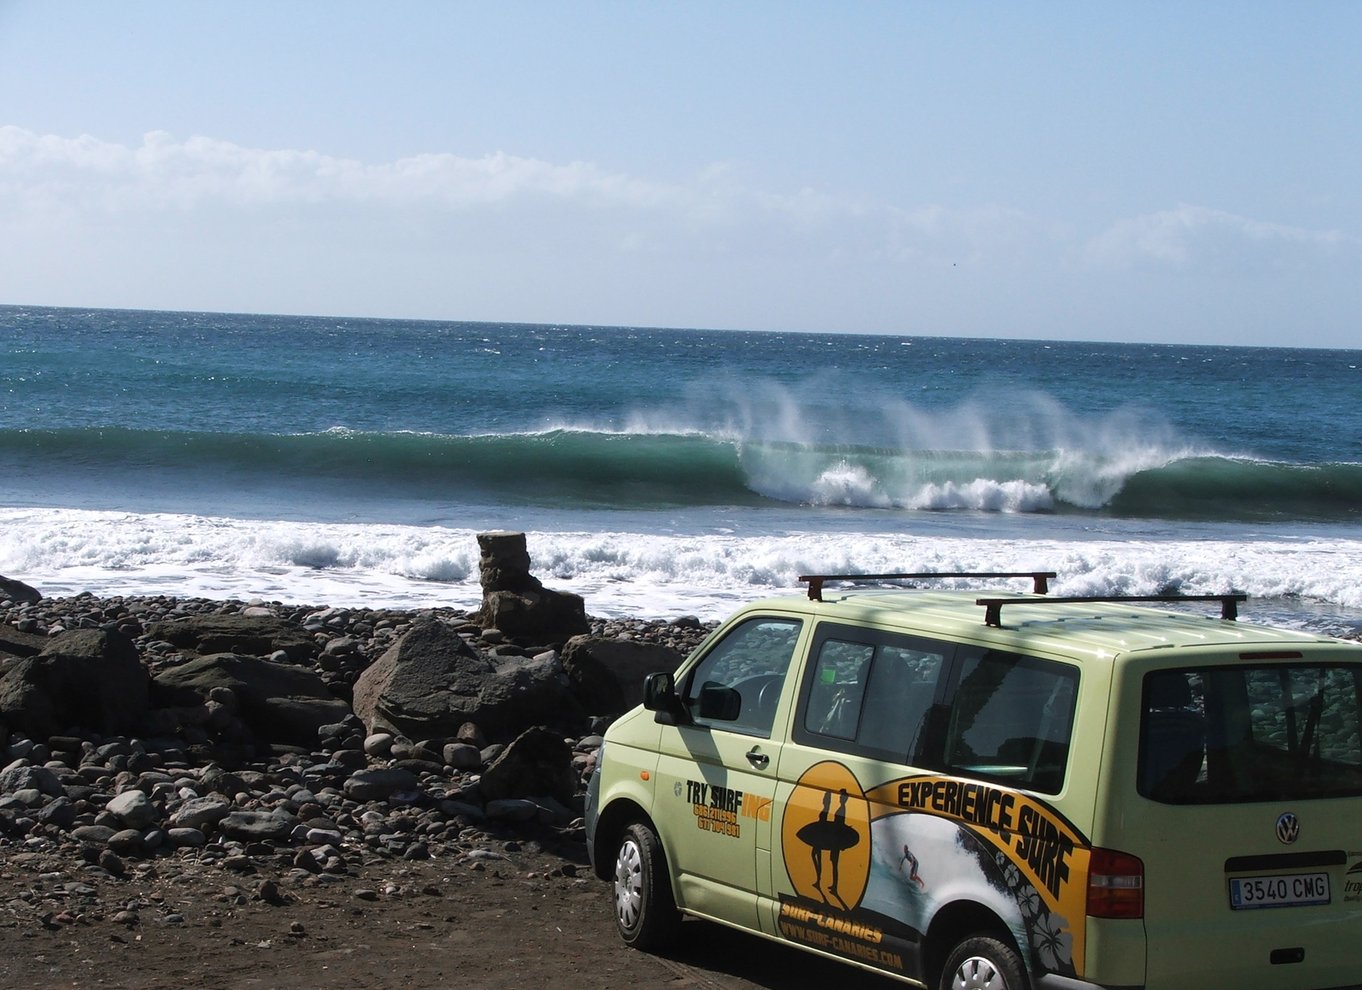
[
  {"xmin": 975, "ymin": 593, "xmax": 1248, "ymax": 627},
  {"xmin": 800, "ymin": 571, "xmax": 1057, "ymax": 602}
]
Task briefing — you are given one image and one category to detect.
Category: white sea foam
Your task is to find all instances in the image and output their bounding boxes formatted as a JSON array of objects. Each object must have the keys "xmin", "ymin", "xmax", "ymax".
[
  {"xmin": 623, "ymin": 382, "xmax": 1212, "ymax": 513},
  {"xmin": 4, "ymin": 508, "xmax": 1362, "ymax": 636},
  {"xmin": 909, "ymin": 479, "xmax": 1054, "ymax": 513},
  {"xmin": 807, "ymin": 461, "xmax": 893, "ymax": 508}
]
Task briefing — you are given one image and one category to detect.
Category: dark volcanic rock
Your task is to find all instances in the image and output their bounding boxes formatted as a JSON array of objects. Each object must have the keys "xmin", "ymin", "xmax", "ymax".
[
  {"xmin": 0, "ymin": 584, "xmax": 711, "ymax": 907},
  {"xmin": 343, "ymin": 767, "xmax": 420, "ymax": 801},
  {"xmin": 475, "ymin": 651, "xmax": 578, "ymax": 733},
  {"xmin": 476, "ymin": 531, "xmax": 541, "ymax": 593},
  {"xmin": 144, "ymin": 615, "xmax": 316, "ymax": 660},
  {"xmin": 218, "ymin": 808, "xmax": 299, "ymax": 841},
  {"xmin": 0, "ymin": 763, "xmax": 65, "ymax": 797},
  {"xmin": 0, "ymin": 624, "xmax": 48, "ymax": 660},
  {"xmin": 352, "ymin": 617, "xmax": 574, "ymax": 741},
  {"xmin": 151, "ymin": 652, "xmax": 351, "ymax": 746},
  {"xmin": 561, "ymin": 635, "xmax": 682, "ymax": 714},
  {"xmin": 352, "ymin": 618, "xmax": 491, "ymax": 739},
  {"xmin": 473, "ymin": 531, "xmax": 589, "ymax": 643},
  {"xmin": 477, "ymin": 588, "xmax": 590, "ymax": 644},
  {"xmin": 0, "ymin": 574, "xmax": 41, "ymax": 604},
  {"xmin": 0, "ymin": 629, "xmax": 150, "ymax": 738},
  {"xmin": 479, "ymin": 725, "xmax": 578, "ymax": 805}
]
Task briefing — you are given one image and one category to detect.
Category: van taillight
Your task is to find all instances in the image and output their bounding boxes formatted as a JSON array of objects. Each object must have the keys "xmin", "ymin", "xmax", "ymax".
[{"xmin": 1087, "ymin": 848, "xmax": 1144, "ymax": 919}]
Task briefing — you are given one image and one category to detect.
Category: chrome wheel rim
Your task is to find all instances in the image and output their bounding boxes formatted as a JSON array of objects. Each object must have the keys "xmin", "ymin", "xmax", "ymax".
[
  {"xmin": 614, "ymin": 837, "xmax": 644, "ymax": 931},
  {"xmin": 950, "ymin": 955, "xmax": 1008, "ymax": 990}
]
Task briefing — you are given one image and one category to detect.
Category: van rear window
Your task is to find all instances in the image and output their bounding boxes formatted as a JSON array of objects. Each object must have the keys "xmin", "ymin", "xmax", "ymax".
[{"xmin": 1139, "ymin": 664, "xmax": 1362, "ymax": 804}]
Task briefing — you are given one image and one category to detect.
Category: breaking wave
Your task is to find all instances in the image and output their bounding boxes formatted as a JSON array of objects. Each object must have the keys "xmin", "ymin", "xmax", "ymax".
[{"xmin": 2, "ymin": 426, "xmax": 1359, "ymax": 521}]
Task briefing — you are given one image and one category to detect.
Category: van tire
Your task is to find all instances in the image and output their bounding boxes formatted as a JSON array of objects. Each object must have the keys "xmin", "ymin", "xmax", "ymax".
[
  {"xmin": 612, "ymin": 821, "xmax": 682, "ymax": 950},
  {"xmin": 938, "ymin": 935, "xmax": 1028, "ymax": 990}
]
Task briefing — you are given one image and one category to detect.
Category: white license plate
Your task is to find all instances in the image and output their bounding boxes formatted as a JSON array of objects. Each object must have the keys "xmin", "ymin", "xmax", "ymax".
[{"xmin": 1229, "ymin": 872, "xmax": 1331, "ymax": 910}]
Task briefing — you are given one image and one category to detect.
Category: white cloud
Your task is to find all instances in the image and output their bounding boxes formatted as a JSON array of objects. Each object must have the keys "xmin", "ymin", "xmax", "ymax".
[
  {"xmin": 18, "ymin": 126, "xmax": 1352, "ymax": 344},
  {"xmin": 887, "ymin": 204, "xmax": 1044, "ymax": 265},
  {"xmin": 1085, "ymin": 203, "xmax": 1358, "ymax": 274},
  {"xmin": 0, "ymin": 125, "xmax": 1045, "ymax": 268},
  {"xmin": 0, "ymin": 125, "xmax": 681, "ymax": 212}
]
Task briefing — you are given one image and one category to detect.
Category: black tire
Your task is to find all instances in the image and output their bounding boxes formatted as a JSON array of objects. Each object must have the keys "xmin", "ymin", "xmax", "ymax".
[
  {"xmin": 938, "ymin": 935, "xmax": 1028, "ymax": 990},
  {"xmin": 612, "ymin": 821, "xmax": 682, "ymax": 950}
]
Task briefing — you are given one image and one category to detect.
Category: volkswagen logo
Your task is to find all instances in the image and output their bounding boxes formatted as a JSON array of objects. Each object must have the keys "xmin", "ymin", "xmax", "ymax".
[{"xmin": 1275, "ymin": 812, "xmax": 1301, "ymax": 845}]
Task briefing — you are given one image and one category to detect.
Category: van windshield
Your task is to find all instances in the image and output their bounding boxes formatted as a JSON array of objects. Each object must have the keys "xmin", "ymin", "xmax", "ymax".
[{"xmin": 1139, "ymin": 663, "xmax": 1362, "ymax": 804}]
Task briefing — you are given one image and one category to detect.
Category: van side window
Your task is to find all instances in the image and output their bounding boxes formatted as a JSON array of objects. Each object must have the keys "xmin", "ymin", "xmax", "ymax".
[
  {"xmin": 805, "ymin": 639, "xmax": 875, "ymax": 740},
  {"xmin": 683, "ymin": 617, "xmax": 802, "ymax": 736},
  {"xmin": 860, "ymin": 645, "xmax": 947, "ymax": 759},
  {"xmin": 799, "ymin": 628, "xmax": 947, "ymax": 761},
  {"xmin": 942, "ymin": 650, "xmax": 1077, "ymax": 794}
]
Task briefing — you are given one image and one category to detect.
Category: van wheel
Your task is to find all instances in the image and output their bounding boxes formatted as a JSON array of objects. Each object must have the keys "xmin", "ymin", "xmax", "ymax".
[
  {"xmin": 613, "ymin": 821, "xmax": 681, "ymax": 950},
  {"xmin": 939, "ymin": 935, "xmax": 1028, "ymax": 990}
]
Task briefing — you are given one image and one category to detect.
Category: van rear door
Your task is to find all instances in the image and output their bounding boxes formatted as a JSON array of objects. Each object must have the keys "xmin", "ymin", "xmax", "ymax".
[{"xmin": 1104, "ymin": 655, "xmax": 1362, "ymax": 990}]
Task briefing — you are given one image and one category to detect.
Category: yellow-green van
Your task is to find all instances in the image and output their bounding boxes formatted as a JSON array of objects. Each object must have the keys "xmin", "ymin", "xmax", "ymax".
[{"xmin": 584, "ymin": 574, "xmax": 1362, "ymax": 989}]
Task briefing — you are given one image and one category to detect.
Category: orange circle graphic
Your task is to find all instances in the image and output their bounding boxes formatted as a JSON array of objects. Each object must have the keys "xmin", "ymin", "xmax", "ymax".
[{"xmin": 781, "ymin": 761, "xmax": 871, "ymax": 911}]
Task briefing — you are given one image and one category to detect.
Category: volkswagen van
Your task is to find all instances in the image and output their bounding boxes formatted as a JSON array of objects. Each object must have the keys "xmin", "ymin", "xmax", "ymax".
[{"xmin": 584, "ymin": 572, "xmax": 1362, "ymax": 989}]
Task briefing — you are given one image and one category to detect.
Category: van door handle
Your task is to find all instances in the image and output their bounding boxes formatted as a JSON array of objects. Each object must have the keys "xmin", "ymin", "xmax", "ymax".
[{"xmin": 746, "ymin": 749, "xmax": 770, "ymax": 770}]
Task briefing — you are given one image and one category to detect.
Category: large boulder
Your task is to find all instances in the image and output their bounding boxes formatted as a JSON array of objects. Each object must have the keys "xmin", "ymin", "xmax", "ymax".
[
  {"xmin": 561, "ymin": 635, "xmax": 683, "ymax": 715},
  {"xmin": 476, "ymin": 531, "xmax": 540, "ymax": 593},
  {"xmin": 478, "ymin": 725, "xmax": 578, "ymax": 805},
  {"xmin": 218, "ymin": 808, "xmax": 299, "ymax": 842},
  {"xmin": 343, "ymin": 767, "xmax": 421, "ymax": 802},
  {"xmin": 151, "ymin": 653, "xmax": 351, "ymax": 747},
  {"xmin": 472, "ymin": 532, "xmax": 589, "ymax": 644},
  {"xmin": 352, "ymin": 618, "xmax": 490, "ymax": 739},
  {"xmin": 477, "ymin": 589, "xmax": 590, "ymax": 644},
  {"xmin": 0, "ymin": 629, "xmax": 150, "ymax": 738},
  {"xmin": 0, "ymin": 625, "xmax": 48, "ymax": 661},
  {"xmin": 478, "ymin": 652, "xmax": 579, "ymax": 733},
  {"xmin": 352, "ymin": 617, "xmax": 574, "ymax": 741},
  {"xmin": 144, "ymin": 615, "xmax": 316, "ymax": 660},
  {"xmin": 0, "ymin": 763, "xmax": 65, "ymax": 798},
  {"xmin": 0, "ymin": 575, "xmax": 41, "ymax": 604}
]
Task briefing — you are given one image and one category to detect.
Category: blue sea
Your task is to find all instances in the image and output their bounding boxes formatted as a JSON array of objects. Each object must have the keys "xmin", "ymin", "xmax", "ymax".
[{"xmin": 3, "ymin": 305, "xmax": 1361, "ymax": 633}]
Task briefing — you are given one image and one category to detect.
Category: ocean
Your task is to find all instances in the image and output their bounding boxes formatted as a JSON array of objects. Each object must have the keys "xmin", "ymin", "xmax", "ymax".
[{"xmin": 3, "ymin": 305, "xmax": 1361, "ymax": 634}]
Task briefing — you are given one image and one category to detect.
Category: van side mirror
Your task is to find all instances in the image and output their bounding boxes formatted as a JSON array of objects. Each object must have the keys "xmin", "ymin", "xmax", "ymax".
[{"xmin": 643, "ymin": 672, "xmax": 688, "ymax": 725}]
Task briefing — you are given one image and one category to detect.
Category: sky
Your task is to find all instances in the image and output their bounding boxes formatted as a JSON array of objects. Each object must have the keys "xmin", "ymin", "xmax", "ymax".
[{"xmin": 1, "ymin": 2, "xmax": 1359, "ymax": 347}]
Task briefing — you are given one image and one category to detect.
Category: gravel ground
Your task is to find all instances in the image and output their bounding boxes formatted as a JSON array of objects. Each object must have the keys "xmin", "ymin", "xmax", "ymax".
[
  {"xmin": 0, "ymin": 817, "xmax": 900, "ymax": 990},
  {"xmin": 0, "ymin": 590, "xmax": 903, "ymax": 990}
]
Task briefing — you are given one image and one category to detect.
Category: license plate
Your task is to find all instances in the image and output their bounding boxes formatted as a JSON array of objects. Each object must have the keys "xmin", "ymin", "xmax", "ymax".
[{"xmin": 1229, "ymin": 872, "xmax": 1331, "ymax": 910}]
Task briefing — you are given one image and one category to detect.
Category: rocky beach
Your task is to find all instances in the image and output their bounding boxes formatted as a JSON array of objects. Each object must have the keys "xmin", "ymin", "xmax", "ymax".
[
  {"xmin": 6, "ymin": 529, "xmax": 1353, "ymax": 990},
  {"xmin": 2, "ymin": 533, "xmax": 894, "ymax": 989}
]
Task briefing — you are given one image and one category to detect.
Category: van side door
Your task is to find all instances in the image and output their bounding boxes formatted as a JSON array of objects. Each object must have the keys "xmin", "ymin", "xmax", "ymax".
[
  {"xmin": 653, "ymin": 614, "xmax": 804, "ymax": 930},
  {"xmin": 768, "ymin": 623, "xmax": 954, "ymax": 980}
]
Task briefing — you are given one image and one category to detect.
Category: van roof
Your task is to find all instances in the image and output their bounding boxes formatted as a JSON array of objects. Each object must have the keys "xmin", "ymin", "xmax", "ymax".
[{"xmin": 757, "ymin": 589, "xmax": 1357, "ymax": 661}]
